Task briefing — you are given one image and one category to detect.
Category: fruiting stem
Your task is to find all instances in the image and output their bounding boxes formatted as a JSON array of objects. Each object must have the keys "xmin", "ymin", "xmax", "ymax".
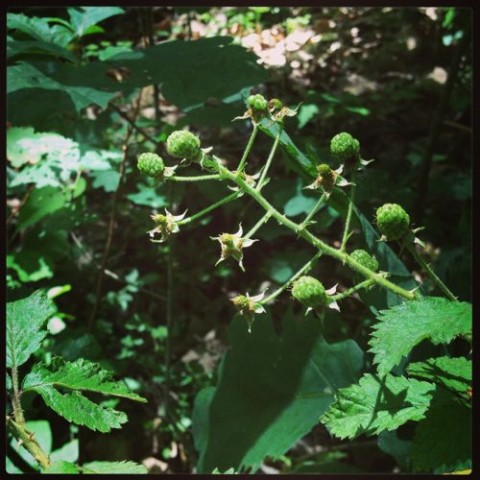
[
  {"xmin": 299, "ymin": 193, "xmax": 327, "ymax": 230},
  {"xmin": 340, "ymin": 173, "xmax": 356, "ymax": 252},
  {"xmin": 255, "ymin": 126, "xmax": 282, "ymax": 191},
  {"xmin": 7, "ymin": 417, "xmax": 51, "ymax": 470},
  {"xmin": 178, "ymin": 192, "xmax": 240, "ymax": 225},
  {"xmin": 331, "ymin": 279, "xmax": 375, "ymax": 302},
  {"xmin": 168, "ymin": 174, "xmax": 221, "ymax": 182},
  {"xmin": 237, "ymin": 123, "xmax": 259, "ymax": 172},
  {"xmin": 244, "ymin": 211, "xmax": 273, "ymax": 240},
  {"xmin": 403, "ymin": 241, "xmax": 457, "ymax": 301},
  {"xmin": 219, "ymin": 165, "xmax": 417, "ymax": 301},
  {"xmin": 261, "ymin": 251, "xmax": 322, "ymax": 305}
]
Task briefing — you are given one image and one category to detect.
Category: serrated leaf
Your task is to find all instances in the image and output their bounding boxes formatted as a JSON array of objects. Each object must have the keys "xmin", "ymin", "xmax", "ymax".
[
  {"xmin": 32, "ymin": 386, "xmax": 127, "ymax": 432},
  {"xmin": 412, "ymin": 391, "xmax": 471, "ymax": 472},
  {"xmin": 44, "ymin": 461, "xmax": 79, "ymax": 474},
  {"xmin": 6, "ymin": 290, "xmax": 56, "ymax": 368},
  {"xmin": 407, "ymin": 357, "xmax": 471, "ymax": 401},
  {"xmin": 23, "ymin": 358, "xmax": 147, "ymax": 403},
  {"xmin": 193, "ymin": 310, "xmax": 364, "ymax": 473},
  {"xmin": 369, "ymin": 297, "xmax": 472, "ymax": 376},
  {"xmin": 321, "ymin": 373, "xmax": 435, "ymax": 440},
  {"xmin": 81, "ymin": 460, "xmax": 147, "ymax": 474}
]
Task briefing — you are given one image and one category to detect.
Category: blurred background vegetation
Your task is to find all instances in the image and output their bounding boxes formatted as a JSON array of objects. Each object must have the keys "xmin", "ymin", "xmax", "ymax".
[{"xmin": 6, "ymin": 6, "xmax": 472, "ymax": 473}]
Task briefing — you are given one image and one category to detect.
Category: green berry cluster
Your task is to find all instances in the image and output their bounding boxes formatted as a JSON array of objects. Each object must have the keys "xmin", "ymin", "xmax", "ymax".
[
  {"xmin": 291, "ymin": 276, "xmax": 326, "ymax": 308},
  {"xmin": 350, "ymin": 249, "xmax": 379, "ymax": 272},
  {"xmin": 247, "ymin": 94, "xmax": 268, "ymax": 112},
  {"xmin": 166, "ymin": 130, "xmax": 201, "ymax": 161},
  {"xmin": 330, "ymin": 132, "xmax": 360, "ymax": 163},
  {"xmin": 137, "ymin": 152, "xmax": 165, "ymax": 178},
  {"xmin": 375, "ymin": 203, "xmax": 410, "ymax": 241}
]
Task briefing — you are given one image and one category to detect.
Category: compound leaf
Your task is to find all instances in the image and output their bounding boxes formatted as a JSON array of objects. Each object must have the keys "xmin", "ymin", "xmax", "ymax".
[
  {"xmin": 6, "ymin": 290, "xmax": 56, "ymax": 368},
  {"xmin": 23, "ymin": 358, "xmax": 147, "ymax": 403},
  {"xmin": 369, "ymin": 297, "xmax": 472, "ymax": 376},
  {"xmin": 407, "ymin": 356, "xmax": 471, "ymax": 401},
  {"xmin": 320, "ymin": 373, "xmax": 435, "ymax": 440}
]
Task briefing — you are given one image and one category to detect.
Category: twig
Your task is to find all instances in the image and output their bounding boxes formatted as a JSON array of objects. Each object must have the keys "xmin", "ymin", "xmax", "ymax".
[{"xmin": 88, "ymin": 93, "xmax": 143, "ymax": 332}]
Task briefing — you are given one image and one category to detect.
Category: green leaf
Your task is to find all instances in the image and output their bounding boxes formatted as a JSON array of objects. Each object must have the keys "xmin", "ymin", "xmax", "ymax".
[
  {"xmin": 81, "ymin": 461, "xmax": 147, "ymax": 474},
  {"xmin": 127, "ymin": 183, "xmax": 167, "ymax": 208},
  {"xmin": 67, "ymin": 7, "xmax": 124, "ymax": 38},
  {"xmin": 6, "ymin": 290, "xmax": 56, "ymax": 368},
  {"xmin": 407, "ymin": 356, "xmax": 471, "ymax": 401},
  {"xmin": 8, "ymin": 62, "xmax": 117, "ymax": 112},
  {"xmin": 91, "ymin": 170, "xmax": 120, "ymax": 192},
  {"xmin": 30, "ymin": 386, "xmax": 127, "ymax": 432},
  {"xmin": 22, "ymin": 358, "xmax": 146, "ymax": 432},
  {"xmin": 44, "ymin": 461, "xmax": 79, "ymax": 474},
  {"xmin": 50, "ymin": 439, "xmax": 79, "ymax": 464},
  {"xmin": 321, "ymin": 373, "xmax": 435, "ymax": 440},
  {"xmin": 412, "ymin": 391, "xmax": 471, "ymax": 472},
  {"xmin": 297, "ymin": 103, "xmax": 319, "ymax": 129},
  {"xmin": 193, "ymin": 310, "xmax": 364, "ymax": 473},
  {"xmin": 369, "ymin": 297, "xmax": 472, "ymax": 376},
  {"xmin": 23, "ymin": 357, "xmax": 147, "ymax": 403},
  {"xmin": 377, "ymin": 430, "xmax": 412, "ymax": 471},
  {"xmin": 17, "ymin": 187, "xmax": 66, "ymax": 229}
]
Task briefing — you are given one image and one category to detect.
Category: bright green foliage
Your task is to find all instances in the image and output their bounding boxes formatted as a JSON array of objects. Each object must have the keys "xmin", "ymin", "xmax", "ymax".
[
  {"xmin": 321, "ymin": 373, "xmax": 435, "ymax": 439},
  {"xmin": 81, "ymin": 461, "xmax": 148, "ymax": 474},
  {"xmin": 350, "ymin": 249, "xmax": 379, "ymax": 272},
  {"xmin": 137, "ymin": 152, "xmax": 165, "ymax": 178},
  {"xmin": 330, "ymin": 132, "xmax": 360, "ymax": 162},
  {"xmin": 193, "ymin": 312, "xmax": 364, "ymax": 473},
  {"xmin": 375, "ymin": 203, "xmax": 410, "ymax": 241},
  {"xmin": 369, "ymin": 297, "xmax": 472, "ymax": 376},
  {"xmin": 291, "ymin": 276, "xmax": 326, "ymax": 308},
  {"xmin": 166, "ymin": 130, "xmax": 201, "ymax": 160},
  {"xmin": 411, "ymin": 391, "xmax": 471, "ymax": 472},
  {"xmin": 407, "ymin": 357, "xmax": 471, "ymax": 401},
  {"xmin": 23, "ymin": 358, "xmax": 147, "ymax": 403},
  {"xmin": 6, "ymin": 290, "xmax": 56, "ymax": 368}
]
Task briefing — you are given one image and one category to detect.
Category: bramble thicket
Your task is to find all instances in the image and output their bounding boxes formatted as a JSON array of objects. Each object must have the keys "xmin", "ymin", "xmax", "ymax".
[{"xmin": 6, "ymin": 6, "xmax": 472, "ymax": 474}]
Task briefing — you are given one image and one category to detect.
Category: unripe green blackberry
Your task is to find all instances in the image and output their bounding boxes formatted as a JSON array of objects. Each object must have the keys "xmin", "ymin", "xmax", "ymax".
[
  {"xmin": 330, "ymin": 132, "xmax": 360, "ymax": 162},
  {"xmin": 247, "ymin": 94, "xmax": 268, "ymax": 112},
  {"xmin": 137, "ymin": 152, "xmax": 165, "ymax": 178},
  {"xmin": 316, "ymin": 163, "xmax": 336, "ymax": 191},
  {"xmin": 350, "ymin": 249, "xmax": 379, "ymax": 272},
  {"xmin": 375, "ymin": 203, "xmax": 410, "ymax": 240},
  {"xmin": 291, "ymin": 275, "xmax": 326, "ymax": 309},
  {"xmin": 166, "ymin": 130, "xmax": 201, "ymax": 160}
]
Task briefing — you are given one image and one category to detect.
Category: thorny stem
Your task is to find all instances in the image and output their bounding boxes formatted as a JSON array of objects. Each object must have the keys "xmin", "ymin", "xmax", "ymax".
[
  {"xmin": 244, "ymin": 211, "xmax": 273, "ymax": 240},
  {"xmin": 177, "ymin": 191, "xmax": 240, "ymax": 226},
  {"xmin": 340, "ymin": 173, "xmax": 356, "ymax": 252},
  {"xmin": 331, "ymin": 279, "xmax": 376, "ymax": 302},
  {"xmin": 403, "ymin": 241, "xmax": 457, "ymax": 301},
  {"xmin": 217, "ymin": 164, "xmax": 417, "ymax": 301},
  {"xmin": 10, "ymin": 366, "xmax": 25, "ymax": 425},
  {"xmin": 255, "ymin": 126, "xmax": 282, "ymax": 191},
  {"xmin": 299, "ymin": 193, "xmax": 327, "ymax": 230},
  {"xmin": 261, "ymin": 251, "xmax": 323, "ymax": 305},
  {"xmin": 7, "ymin": 417, "xmax": 51, "ymax": 470},
  {"xmin": 168, "ymin": 174, "xmax": 221, "ymax": 182},
  {"xmin": 237, "ymin": 123, "xmax": 259, "ymax": 172}
]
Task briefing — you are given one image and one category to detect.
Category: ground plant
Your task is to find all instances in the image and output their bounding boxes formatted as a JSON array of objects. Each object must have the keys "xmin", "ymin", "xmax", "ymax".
[{"xmin": 6, "ymin": 6, "xmax": 472, "ymax": 474}]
